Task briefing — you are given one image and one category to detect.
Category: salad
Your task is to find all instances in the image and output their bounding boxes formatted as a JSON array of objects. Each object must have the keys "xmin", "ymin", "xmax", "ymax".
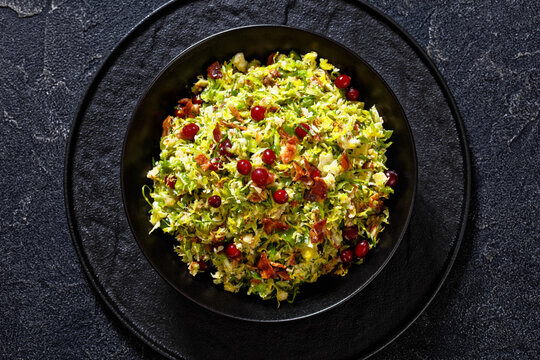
[{"xmin": 145, "ymin": 51, "xmax": 398, "ymax": 302}]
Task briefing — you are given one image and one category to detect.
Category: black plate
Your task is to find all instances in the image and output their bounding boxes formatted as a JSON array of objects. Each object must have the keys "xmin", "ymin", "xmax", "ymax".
[
  {"xmin": 64, "ymin": 1, "xmax": 470, "ymax": 359},
  {"xmin": 122, "ymin": 25, "xmax": 417, "ymax": 322}
]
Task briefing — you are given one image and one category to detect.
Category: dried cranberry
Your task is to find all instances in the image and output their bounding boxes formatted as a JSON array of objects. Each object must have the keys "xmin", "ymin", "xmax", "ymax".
[
  {"xmin": 335, "ymin": 74, "xmax": 351, "ymax": 88},
  {"xmin": 346, "ymin": 87, "xmax": 359, "ymax": 101},
  {"xmin": 340, "ymin": 249, "xmax": 354, "ymax": 263},
  {"xmin": 251, "ymin": 106, "xmax": 266, "ymax": 121},
  {"xmin": 251, "ymin": 167, "xmax": 269, "ymax": 187},
  {"xmin": 354, "ymin": 240, "xmax": 369, "ymax": 258},
  {"xmin": 208, "ymin": 158, "xmax": 223, "ymax": 172},
  {"xmin": 262, "ymin": 149, "xmax": 276, "ymax": 165},
  {"xmin": 219, "ymin": 139, "xmax": 233, "ymax": 157},
  {"xmin": 237, "ymin": 159, "xmax": 252, "ymax": 175},
  {"xmin": 197, "ymin": 260, "xmax": 208, "ymax": 271},
  {"xmin": 295, "ymin": 123, "xmax": 310, "ymax": 139},
  {"xmin": 343, "ymin": 226, "xmax": 359, "ymax": 241},
  {"xmin": 208, "ymin": 195, "xmax": 221, "ymax": 208},
  {"xmin": 273, "ymin": 189, "xmax": 289, "ymax": 204},
  {"xmin": 164, "ymin": 175, "xmax": 176, "ymax": 189},
  {"xmin": 384, "ymin": 170, "xmax": 398, "ymax": 188},
  {"xmin": 182, "ymin": 123, "xmax": 199, "ymax": 141},
  {"xmin": 225, "ymin": 243, "xmax": 241, "ymax": 258}
]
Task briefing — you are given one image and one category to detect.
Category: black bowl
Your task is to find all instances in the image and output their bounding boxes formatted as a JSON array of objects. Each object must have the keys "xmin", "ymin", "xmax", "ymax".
[{"xmin": 122, "ymin": 25, "xmax": 417, "ymax": 322}]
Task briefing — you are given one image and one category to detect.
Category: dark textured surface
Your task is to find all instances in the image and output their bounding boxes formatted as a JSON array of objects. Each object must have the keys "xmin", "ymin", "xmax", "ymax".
[{"xmin": 0, "ymin": 1, "xmax": 537, "ymax": 360}]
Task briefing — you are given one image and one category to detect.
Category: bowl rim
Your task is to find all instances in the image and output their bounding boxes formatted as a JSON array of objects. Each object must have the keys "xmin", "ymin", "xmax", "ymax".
[{"xmin": 121, "ymin": 24, "xmax": 418, "ymax": 322}]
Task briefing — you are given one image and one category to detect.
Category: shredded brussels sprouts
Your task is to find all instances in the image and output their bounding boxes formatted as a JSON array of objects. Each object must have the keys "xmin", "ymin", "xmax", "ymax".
[{"xmin": 146, "ymin": 51, "xmax": 394, "ymax": 302}]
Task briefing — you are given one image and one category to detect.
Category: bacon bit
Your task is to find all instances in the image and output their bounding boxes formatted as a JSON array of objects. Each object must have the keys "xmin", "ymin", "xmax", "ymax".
[
  {"xmin": 267, "ymin": 52, "xmax": 276, "ymax": 66},
  {"xmin": 215, "ymin": 179, "xmax": 226, "ymax": 188},
  {"xmin": 292, "ymin": 162, "xmax": 313, "ymax": 186},
  {"xmin": 221, "ymin": 121, "xmax": 247, "ymax": 131},
  {"xmin": 303, "ymin": 158, "xmax": 322, "ymax": 180},
  {"xmin": 280, "ymin": 142, "xmax": 297, "ymax": 164},
  {"xmin": 194, "ymin": 154, "xmax": 212, "ymax": 171},
  {"xmin": 369, "ymin": 193, "xmax": 383, "ymax": 211},
  {"xmin": 162, "ymin": 115, "xmax": 173, "ymax": 137},
  {"xmin": 277, "ymin": 270, "xmax": 291, "ymax": 281},
  {"xmin": 286, "ymin": 253, "xmax": 296, "ymax": 266},
  {"xmin": 362, "ymin": 161, "xmax": 374, "ymax": 170},
  {"xmin": 270, "ymin": 261, "xmax": 287, "ymax": 269},
  {"xmin": 257, "ymin": 252, "xmax": 277, "ymax": 280},
  {"xmin": 267, "ymin": 105, "xmax": 279, "ymax": 113},
  {"xmin": 270, "ymin": 69, "xmax": 280, "ymax": 78},
  {"xmin": 340, "ymin": 151, "xmax": 351, "ymax": 171},
  {"xmin": 305, "ymin": 177, "xmax": 328, "ymax": 202},
  {"xmin": 227, "ymin": 104, "xmax": 243, "ymax": 121},
  {"xmin": 353, "ymin": 121, "xmax": 361, "ymax": 134},
  {"xmin": 207, "ymin": 61, "xmax": 223, "ymax": 79},
  {"xmin": 250, "ymin": 278, "xmax": 262, "ymax": 285},
  {"xmin": 309, "ymin": 219, "xmax": 327, "ymax": 243},
  {"xmin": 263, "ymin": 76, "xmax": 274, "ymax": 86},
  {"xmin": 261, "ymin": 217, "xmax": 289, "ymax": 234},
  {"xmin": 212, "ymin": 123, "xmax": 222, "ymax": 143},
  {"xmin": 278, "ymin": 126, "xmax": 295, "ymax": 142},
  {"xmin": 290, "ymin": 200, "xmax": 299, "ymax": 208},
  {"xmin": 248, "ymin": 189, "xmax": 268, "ymax": 203},
  {"xmin": 176, "ymin": 98, "xmax": 198, "ymax": 118},
  {"xmin": 313, "ymin": 134, "xmax": 322, "ymax": 142}
]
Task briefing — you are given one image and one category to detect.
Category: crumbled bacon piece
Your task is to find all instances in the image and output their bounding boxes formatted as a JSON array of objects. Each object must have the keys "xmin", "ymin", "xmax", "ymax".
[
  {"xmin": 221, "ymin": 121, "xmax": 247, "ymax": 131},
  {"xmin": 278, "ymin": 126, "xmax": 296, "ymax": 143},
  {"xmin": 247, "ymin": 188, "xmax": 268, "ymax": 203},
  {"xmin": 194, "ymin": 154, "xmax": 212, "ymax": 171},
  {"xmin": 250, "ymin": 278, "xmax": 262, "ymax": 285},
  {"xmin": 305, "ymin": 177, "xmax": 328, "ymax": 202},
  {"xmin": 309, "ymin": 219, "xmax": 327, "ymax": 243},
  {"xmin": 261, "ymin": 217, "xmax": 289, "ymax": 234},
  {"xmin": 257, "ymin": 252, "xmax": 277, "ymax": 279},
  {"xmin": 176, "ymin": 98, "xmax": 198, "ymax": 118},
  {"xmin": 280, "ymin": 142, "xmax": 297, "ymax": 164},
  {"xmin": 228, "ymin": 104, "xmax": 243, "ymax": 121},
  {"xmin": 303, "ymin": 158, "xmax": 321, "ymax": 179},
  {"xmin": 369, "ymin": 193, "xmax": 383, "ymax": 211},
  {"xmin": 292, "ymin": 161, "xmax": 313, "ymax": 186},
  {"xmin": 277, "ymin": 270, "xmax": 291, "ymax": 281},
  {"xmin": 270, "ymin": 69, "xmax": 280, "ymax": 78},
  {"xmin": 286, "ymin": 253, "xmax": 297, "ymax": 266},
  {"xmin": 161, "ymin": 115, "xmax": 173, "ymax": 137},
  {"xmin": 340, "ymin": 151, "xmax": 351, "ymax": 171},
  {"xmin": 290, "ymin": 200, "xmax": 299, "ymax": 208},
  {"xmin": 362, "ymin": 161, "xmax": 374, "ymax": 170},
  {"xmin": 213, "ymin": 123, "xmax": 222, "ymax": 143},
  {"xmin": 207, "ymin": 61, "xmax": 223, "ymax": 79},
  {"xmin": 263, "ymin": 76, "xmax": 274, "ymax": 86}
]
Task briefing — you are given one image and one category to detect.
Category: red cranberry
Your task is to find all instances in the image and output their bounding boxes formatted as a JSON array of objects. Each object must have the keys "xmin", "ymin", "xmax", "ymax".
[
  {"xmin": 219, "ymin": 139, "xmax": 233, "ymax": 156},
  {"xmin": 237, "ymin": 159, "xmax": 252, "ymax": 175},
  {"xmin": 251, "ymin": 106, "xmax": 266, "ymax": 121},
  {"xmin": 346, "ymin": 87, "xmax": 359, "ymax": 101},
  {"xmin": 354, "ymin": 240, "xmax": 369, "ymax": 258},
  {"xmin": 384, "ymin": 170, "xmax": 398, "ymax": 188},
  {"xmin": 251, "ymin": 167, "xmax": 269, "ymax": 187},
  {"xmin": 225, "ymin": 243, "xmax": 241, "ymax": 258},
  {"xmin": 273, "ymin": 189, "xmax": 289, "ymax": 204},
  {"xmin": 262, "ymin": 149, "xmax": 276, "ymax": 165},
  {"xmin": 340, "ymin": 249, "xmax": 354, "ymax": 263},
  {"xmin": 165, "ymin": 175, "xmax": 176, "ymax": 189},
  {"xmin": 208, "ymin": 158, "xmax": 223, "ymax": 172},
  {"xmin": 197, "ymin": 260, "xmax": 208, "ymax": 270},
  {"xmin": 335, "ymin": 74, "xmax": 351, "ymax": 89},
  {"xmin": 192, "ymin": 95, "xmax": 203, "ymax": 104},
  {"xmin": 295, "ymin": 123, "xmax": 310, "ymax": 139},
  {"xmin": 343, "ymin": 226, "xmax": 359, "ymax": 241},
  {"xmin": 208, "ymin": 195, "xmax": 221, "ymax": 208},
  {"xmin": 182, "ymin": 123, "xmax": 199, "ymax": 140}
]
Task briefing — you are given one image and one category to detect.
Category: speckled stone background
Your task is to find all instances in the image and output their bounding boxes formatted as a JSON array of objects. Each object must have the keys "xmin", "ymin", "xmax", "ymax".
[{"xmin": 1, "ymin": 0, "xmax": 538, "ymax": 359}]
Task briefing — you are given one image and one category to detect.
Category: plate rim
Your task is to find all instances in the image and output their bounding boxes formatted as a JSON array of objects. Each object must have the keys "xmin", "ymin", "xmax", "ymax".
[{"xmin": 63, "ymin": 0, "xmax": 471, "ymax": 358}]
